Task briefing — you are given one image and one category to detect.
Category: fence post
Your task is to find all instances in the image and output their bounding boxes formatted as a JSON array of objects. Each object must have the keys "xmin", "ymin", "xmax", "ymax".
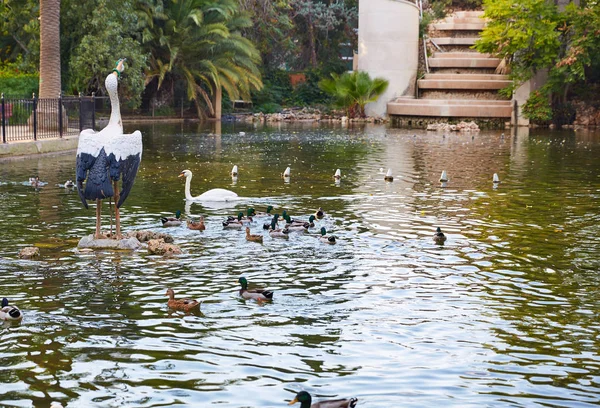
[
  {"xmin": 78, "ymin": 92, "xmax": 83, "ymax": 132},
  {"xmin": 58, "ymin": 92, "xmax": 63, "ymax": 138},
  {"xmin": 32, "ymin": 93, "xmax": 37, "ymax": 141},
  {"xmin": 1, "ymin": 93, "xmax": 6, "ymax": 143},
  {"xmin": 92, "ymin": 92, "xmax": 96, "ymax": 130}
]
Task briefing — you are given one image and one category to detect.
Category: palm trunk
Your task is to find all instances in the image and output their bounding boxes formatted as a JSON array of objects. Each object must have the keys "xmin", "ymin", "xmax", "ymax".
[{"xmin": 39, "ymin": 0, "xmax": 61, "ymax": 99}]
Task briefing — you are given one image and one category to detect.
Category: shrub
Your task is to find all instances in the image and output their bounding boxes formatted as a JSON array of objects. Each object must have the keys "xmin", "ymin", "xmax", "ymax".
[
  {"xmin": 522, "ymin": 90, "xmax": 552, "ymax": 123},
  {"xmin": 319, "ymin": 71, "xmax": 389, "ymax": 118},
  {"xmin": 0, "ymin": 60, "xmax": 38, "ymax": 98}
]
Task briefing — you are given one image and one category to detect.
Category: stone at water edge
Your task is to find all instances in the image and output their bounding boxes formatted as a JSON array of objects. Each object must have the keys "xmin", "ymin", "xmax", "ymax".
[
  {"xmin": 147, "ymin": 239, "xmax": 182, "ymax": 256},
  {"xmin": 19, "ymin": 247, "xmax": 40, "ymax": 259},
  {"xmin": 125, "ymin": 230, "xmax": 174, "ymax": 243},
  {"xmin": 77, "ymin": 235, "xmax": 142, "ymax": 250}
]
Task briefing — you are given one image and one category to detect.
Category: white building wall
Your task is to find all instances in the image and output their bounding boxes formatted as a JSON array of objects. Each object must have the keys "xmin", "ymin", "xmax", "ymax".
[{"xmin": 358, "ymin": 0, "xmax": 420, "ymax": 117}]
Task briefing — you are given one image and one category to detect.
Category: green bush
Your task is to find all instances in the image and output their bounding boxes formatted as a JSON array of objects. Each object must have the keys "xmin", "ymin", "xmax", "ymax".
[
  {"xmin": 0, "ymin": 61, "xmax": 38, "ymax": 98},
  {"xmin": 255, "ymin": 102, "xmax": 282, "ymax": 114},
  {"xmin": 319, "ymin": 71, "xmax": 389, "ymax": 118},
  {"xmin": 522, "ymin": 90, "xmax": 552, "ymax": 123}
]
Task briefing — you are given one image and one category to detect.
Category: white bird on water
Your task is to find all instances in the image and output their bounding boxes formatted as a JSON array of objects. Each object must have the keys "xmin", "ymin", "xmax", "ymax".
[
  {"xmin": 231, "ymin": 165, "xmax": 238, "ymax": 177},
  {"xmin": 384, "ymin": 168, "xmax": 393, "ymax": 181},
  {"xmin": 179, "ymin": 169, "xmax": 239, "ymax": 202},
  {"xmin": 334, "ymin": 169, "xmax": 341, "ymax": 180},
  {"xmin": 440, "ymin": 170, "xmax": 448, "ymax": 183},
  {"xmin": 283, "ymin": 167, "xmax": 291, "ymax": 179},
  {"xmin": 76, "ymin": 58, "xmax": 142, "ymax": 239},
  {"xmin": 493, "ymin": 173, "xmax": 500, "ymax": 183}
]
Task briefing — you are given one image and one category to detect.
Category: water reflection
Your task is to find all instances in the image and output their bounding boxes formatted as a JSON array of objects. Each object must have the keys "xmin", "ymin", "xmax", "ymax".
[{"xmin": 1, "ymin": 123, "xmax": 600, "ymax": 407}]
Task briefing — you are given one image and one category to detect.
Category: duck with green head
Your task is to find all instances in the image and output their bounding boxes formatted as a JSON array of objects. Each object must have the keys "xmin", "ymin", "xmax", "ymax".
[
  {"xmin": 433, "ymin": 227, "xmax": 447, "ymax": 245},
  {"xmin": 285, "ymin": 214, "xmax": 315, "ymax": 231},
  {"xmin": 263, "ymin": 213, "xmax": 280, "ymax": 230},
  {"xmin": 223, "ymin": 212, "xmax": 245, "ymax": 229},
  {"xmin": 319, "ymin": 227, "xmax": 336, "ymax": 244},
  {"xmin": 288, "ymin": 390, "xmax": 358, "ymax": 408},
  {"xmin": 254, "ymin": 205, "xmax": 274, "ymax": 217},
  {"xmin": 268, "ymin": 215, "xmax": 289, "ymax": 239},
  {"xmin": 238, "ymin": 277, "xmax": 273, "ymax": 301},
  {"xmin": 161, "ymin": 210, "xmax": 182, "ymax": 227}
]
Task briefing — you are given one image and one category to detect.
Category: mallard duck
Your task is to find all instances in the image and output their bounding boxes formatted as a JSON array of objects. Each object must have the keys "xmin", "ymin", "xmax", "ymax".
[
  {"xmin": 165, "ymin": 288, "xmax": 201, "ymax": 312},
  {"xmin": 187, "ymin": 216, "xmax": 205, "ymax": 231},
  {"xmin": 161, "ymin": 210, "xmax": 182, "ymax": 227},
  {"xmin": 288, "ymin": 390, "xmax": 358, "ymax": 408},
  {"xmin": 263, "ymin": 213, "xmax": 280, "ymax": 230},
  {"xmin": 269, "ymin": 215, "xmax": 289, "ymax": 239},
  {"xmin": 254, "ymin": 205, "xmax": 274, "ymax": 217},
  {"xmin": 319, "ymin": 227, "xmax": 336, "ymax": 244},
  {"xmin": 314, "ymin": 208, "xmax": 325, "ymax": 219},
  {"xmin": 1, "ymin": 298, "xmax": 23, "ymax": 321},
  {"xmin": 245, "ymin": 227, "xmax": 263, "ymax": 243},
  {"xmin": 284, "ymin": 214, "xmax": 314, "ymax": 231},
  {"xmin": 238, "ymin": 277, "xmax": 273, "ymax": 301},
  {"xmin": 433, "ymin": 227, "xmax": 447, "ymax": 245},
  {"xmin": 223, "ymin": 212, "xmax": 245, "ymax": 229}
]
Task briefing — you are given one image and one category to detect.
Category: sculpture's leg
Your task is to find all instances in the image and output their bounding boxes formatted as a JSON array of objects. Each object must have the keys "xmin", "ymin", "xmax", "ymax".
[
  {"xmin": 95, "ymin": 199, "xmax": 102, "ymax": 239},
  {"xmin": 109, "ymin": 197, "xmax": 113, "ymax": 237},
  {"xmin": 113, "ymin": 181, "xmax": 121, "ymax": 239}
]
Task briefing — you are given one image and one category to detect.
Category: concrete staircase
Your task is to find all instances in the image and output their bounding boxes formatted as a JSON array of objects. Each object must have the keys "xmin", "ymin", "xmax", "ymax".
[{"xmin": 388, "ymin": 10, "xmax": 512, "ymax": 121}]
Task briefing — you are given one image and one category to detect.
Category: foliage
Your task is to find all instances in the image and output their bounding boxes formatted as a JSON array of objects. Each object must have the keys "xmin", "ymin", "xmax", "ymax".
[
  {"xmin": 66, "ymin": 0, "xmax": 146, "ymax": 107},
  {"xmin": 255, "ymin": 102, "xmax": 283, "ymax": 114},
  {"xmin": 319, "ymin": 71, "xmax": 389, "ymax": 118},
  {"xmin": 0, "ymin": 59, "xmax": 39, "ymax": 97},
  {"xmin": 431, "ymin": 0, "xmax": 451, "ymax": 20},
  {"xmin": 0, "ymin": 0, "xmax": 39, "ymax": 71},
  {"xmin": 138, "ymin": 0, "xmax": 262, "ymax": 119},
  {"xmin": 522, "ymin": 90, "xmax": 552, "ymax": 123}
]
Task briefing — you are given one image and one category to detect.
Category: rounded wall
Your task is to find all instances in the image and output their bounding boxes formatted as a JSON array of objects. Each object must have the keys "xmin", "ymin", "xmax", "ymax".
[{"xmin": 358, "ymin": 0, "xmax": 419, "ymax": 118}]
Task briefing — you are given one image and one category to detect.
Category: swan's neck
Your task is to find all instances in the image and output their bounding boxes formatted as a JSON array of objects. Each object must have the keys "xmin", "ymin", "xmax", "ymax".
[
  {"xmin": 105, "ymin": 73, "xmax": 123, "ymax": 132},
  {"xmin": 185, "ymin": 174, "xmax": 193, "ymax": 200}
]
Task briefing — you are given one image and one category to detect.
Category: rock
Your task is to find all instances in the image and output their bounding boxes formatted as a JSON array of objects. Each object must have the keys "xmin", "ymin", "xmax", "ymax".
[
  {"xmin": 77, "ymin": 235, "xmax": 142, "ymax": 250},
  {"xmin": 19, "ymin": 247, "xmax": 40, "ymax": 259},
  {"xmin": 147, "ymin": 239, "xmax": 182, "ymax": 256},
  {"xmin": 124, "ymin": 230, "xmax": 174, "ymax": 243}
]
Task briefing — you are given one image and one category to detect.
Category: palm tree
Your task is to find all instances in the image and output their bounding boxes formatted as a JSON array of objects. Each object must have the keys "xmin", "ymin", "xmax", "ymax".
[
  {"xmin": 39, "ymin": 0, "xmax": 61, "ymax": 99},
  {"xmin": 319, "ymin": 71, "xmax": 389, "ymax": 118},
  {"xmin": 138, "ymin": 0, "xmax": 262, "ymax": 119}
]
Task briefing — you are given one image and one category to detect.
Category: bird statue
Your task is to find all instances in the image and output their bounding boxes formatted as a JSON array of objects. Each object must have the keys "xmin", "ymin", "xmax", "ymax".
[
  {"xmin": 334, "ymin": 169, "xmax": 341, "ymax": 180},
  {"xmin": 433, "ymin": 227, "xmax": 447, "ymax": 245},
  {"xmin": 76, "ymin": 58, "xmax": 142, "ymax": 239},
  {"xmin": 384, "ymin": 169, "xmax": 393, "ymax": 181},
  {"xmin": 1, "ymin": 297, "xmax": 23, "ymax": 321},
  {"xmin": 288, "ymin": 390, "xmax": 358, "ymax": 408}
]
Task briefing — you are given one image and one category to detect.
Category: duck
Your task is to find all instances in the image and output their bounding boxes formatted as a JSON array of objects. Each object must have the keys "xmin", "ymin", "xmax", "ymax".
[
  {"xmin": 187, "ymin": 216, "xmax": 205, "ymax": 231},
  {"xmin": 245, "ymin": 227, "xmax": 263, "ymax": 243},
  {"xmin": 223, "ymin": 212, "xmax": 245, "ymax": 229},
  {"xmin": 269, "ymin": 216, "xmax": 289, "ymax": 239},
  {"xmin": 263, "ymin": 213, "xmax": 281, "ymax": 230},
  {"xmin": 179, "ymin": 169, "xmax": 239, "ymax": 202},
  {"xmin": 433, "ymin": 227, "xmax": 447, "ymax": 245},
  {"xmin": 314, "ymin": 207, "xmax": 325, "ymax": 219},
  {"xmin": 319, "ymin": 227, "xmax": 336, "ymax": 244},
  {"xmin": 254, "ymin": 205, "xmax": 274, "ymax": 217},
  {"xmin": 284, "ymin": 214, "xmax": 315, "ymax": 231},
  {"xmin": 165, "ymin": 288, "xmax": 201, "ymax": 312},
  {"xmin": 288, "ymin": 390, "xmax": 358, "ymax": 408},
  {"xmin": 238, "ymin": 277, "xmax": 273, "ymax": 301},
  {"xmin": 64, "ymin": 180, "xmax": 75, "ymax": 188},
  {"xmin": 1, "ymin": 298, "xmax": 23, "ymax": 321},
  {"xmin": 161, "ymin": 210, "xmax": 182, "ymax": 227}
]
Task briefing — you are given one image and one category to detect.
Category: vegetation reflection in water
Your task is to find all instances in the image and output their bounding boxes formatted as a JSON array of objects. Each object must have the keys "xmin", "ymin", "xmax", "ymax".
[{"xmin": 1, "ymin": 123, "xmax": 600, "ymax": 407}]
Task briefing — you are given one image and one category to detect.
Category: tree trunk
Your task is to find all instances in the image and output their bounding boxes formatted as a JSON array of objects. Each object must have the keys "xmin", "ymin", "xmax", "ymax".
[
  {"xmin": 307, "ymin": 15, "xmax": 318, "ymax": 68},
  {"xmin": 39, "ymin": 0, "xmax": 61, "ymax": 99}
]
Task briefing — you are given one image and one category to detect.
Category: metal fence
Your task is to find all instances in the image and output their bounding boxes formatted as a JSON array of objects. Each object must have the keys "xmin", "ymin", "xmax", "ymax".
[{"xmin": 1, "ymin": 93, "xmax": 97, "ymax": 143}]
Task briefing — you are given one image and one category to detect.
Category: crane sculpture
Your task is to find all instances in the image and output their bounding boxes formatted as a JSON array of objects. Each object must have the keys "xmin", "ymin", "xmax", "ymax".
[{"xmin": 76, "ymin": 59, "xmax": 143, "ymax": 239}]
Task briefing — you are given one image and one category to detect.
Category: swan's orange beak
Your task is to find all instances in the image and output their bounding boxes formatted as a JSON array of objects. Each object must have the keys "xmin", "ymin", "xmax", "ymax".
[{"xmin": 178, "ymin": 173, "xmax": 185, "ymax": 178}]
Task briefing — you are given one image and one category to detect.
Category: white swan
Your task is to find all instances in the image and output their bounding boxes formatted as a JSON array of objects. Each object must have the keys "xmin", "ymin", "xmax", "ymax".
[{"xmin": 179, "ymin": 169, "xmax": 239, "ymax": 202}]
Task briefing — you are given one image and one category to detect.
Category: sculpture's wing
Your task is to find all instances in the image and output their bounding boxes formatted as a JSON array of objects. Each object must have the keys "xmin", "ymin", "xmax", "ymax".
[
  {"xmin": 106, "ymin": 130, "xmax": 143, "ymax": 208},
  {"xmin": 75, "ymin": 129, "xmax": 100, "ymax": 209}
]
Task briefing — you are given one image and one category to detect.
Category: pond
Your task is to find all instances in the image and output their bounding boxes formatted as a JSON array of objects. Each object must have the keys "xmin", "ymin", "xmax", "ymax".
[{"xmin": 1, "ymin": 122, "xmax": 599, "ymax": 407}]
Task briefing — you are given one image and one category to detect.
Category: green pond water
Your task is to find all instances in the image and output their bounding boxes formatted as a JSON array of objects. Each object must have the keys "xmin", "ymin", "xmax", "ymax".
[{"xmin": 1, "ymin": 123, "xmax": 599, "ymax": 407}]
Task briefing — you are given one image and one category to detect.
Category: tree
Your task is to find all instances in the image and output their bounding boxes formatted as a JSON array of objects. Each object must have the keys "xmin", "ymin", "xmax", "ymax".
[
  {"xmin": 138, "ymin": 0, "xmax": 262, "ymax": 119},
  {"xmin": 39, "ymin": 0, "xmax": 61, "ymax": 99},
  {"xmin": 319, "ymin": 71, "xmax": 388, "ymax": 118}
]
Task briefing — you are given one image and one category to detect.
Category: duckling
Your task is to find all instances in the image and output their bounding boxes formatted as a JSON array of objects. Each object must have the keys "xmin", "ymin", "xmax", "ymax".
[
  {"xmin": 187, "ymin": 215, "xmax": 205, "ymax": 231},
  {"xmin": 0, "ymin": 298, "xmax": 23, "ymax": 321},
  {"xmin": 223, "ymin": 212, "xmax": 245, "ymax": 229},
  {"xmin": 314, "ymin": 207, "xmax": 325, "ymax": 219},
  {"xmin": 161, "ymin": 210, "xmax": 182, "ymax": 227},
  {"xmin": 245, "ymin": 227, "xmax": 263, "ymax": 243},
  {"xmin": 433, "ymin": 227, "xmax": 447, "ymax": 245},
  {"xmin": 319, "ymin": 227, "xmax": 336, "ymax": 244},
  {"xmin": 269, "ymin": 216, "xmax": 289, "ymax": 239},
  {"xmin": 165, "ymin": 288, "xmax": 201, "ymax": 312},
  {"xmin": 288, "ymin": 390, "xmax": 358, "ymax": 408},
  {"xmin": 238, "ymin": 277, "xmax": 273, "ymax": 301}
]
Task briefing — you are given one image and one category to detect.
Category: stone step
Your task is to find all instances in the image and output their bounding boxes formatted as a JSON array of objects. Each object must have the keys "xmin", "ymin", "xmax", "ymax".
[
  {"xmin": 432, "ymin": 22, "xmax": 486, "ymax": 31},
  {"xmin": 430, "ymin": 37, "xmax": 478, "ymax": 46},
  {"xmin": 429, "ymin": 57, "xmax": 501, "ymax": 68},
  {"xmin": 433, "ymin": 52, "xmax": 491, "ymax": 59},
  {"xmin": 387, "ymin": 99, "xmax": 512, "ymax": 118},
  {"xmin": 452, "ymin": 10, "xmax": 485, "ymax": 18},
  {"xmin": 418, "ymin": 79, "xmax": 512, "ymax": 90},
  {"xmin": 391, "ymin": 99, "xmax": 511, "ymax": 106},
  {"xmin": 443, "ymin": 17, "xmax": 485, "ymax": 24},
  {"xmin": 423, "ymin": 73, "xmax": 510, "ymax": 80}
]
